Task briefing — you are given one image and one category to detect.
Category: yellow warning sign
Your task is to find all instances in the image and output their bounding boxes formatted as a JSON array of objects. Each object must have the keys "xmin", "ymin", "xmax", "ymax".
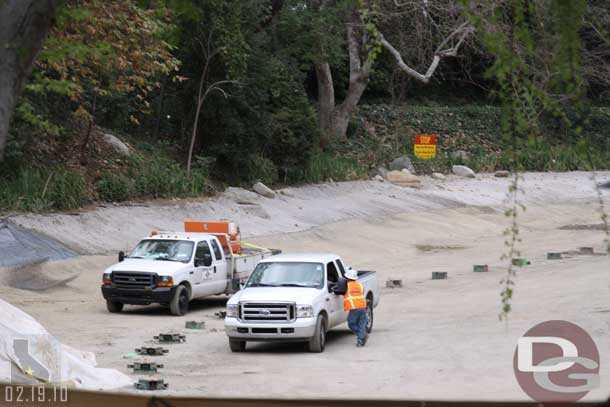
[{"xmin": 414, "ymin": 134, "xmax": 437, "ymax": 159}]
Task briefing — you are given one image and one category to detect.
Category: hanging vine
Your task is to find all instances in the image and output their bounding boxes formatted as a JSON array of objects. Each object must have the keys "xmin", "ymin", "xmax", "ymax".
[{"xmin": 464, "ymin": 0, "xmax": 588, "ymax": 319}]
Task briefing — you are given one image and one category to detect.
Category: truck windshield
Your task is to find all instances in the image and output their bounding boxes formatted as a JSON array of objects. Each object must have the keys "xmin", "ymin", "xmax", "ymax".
[
  {"xmin": 246, "ymin": 262, "xmax": 324, "ymax": 289},
  {"xmin": 129, "ymin": 239, "xmax": 194, "ymax": 263}
]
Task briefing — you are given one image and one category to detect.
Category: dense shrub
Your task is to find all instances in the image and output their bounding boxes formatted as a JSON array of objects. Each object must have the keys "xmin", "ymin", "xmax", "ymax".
[
  {"xmin": 0, "ymin": 167, "xmax": 87, "ymax": 211},
  {"xmin": 96, "ymin": 173, "xmax": 133, "ymax": 202}
]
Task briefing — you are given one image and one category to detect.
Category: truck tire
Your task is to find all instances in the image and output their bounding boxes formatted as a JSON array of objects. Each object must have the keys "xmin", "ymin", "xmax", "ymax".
[
  {"xmin": 170, "ymin": 285, "xmax": 189, "ymax": 316},
  {"xmin": 366, "ymin": 297, "xmax": 374, "ymax": 334},
  {"xmin": 106, "ymin": 300, "xmax": 124, "ymax": 313},
  {"xmin": 307, "ymin": 315, "xmax": 326, "ymax": 353},
  {"xmin": 229, "ymin": 339, "xmax": 246, "ymax": 352}
]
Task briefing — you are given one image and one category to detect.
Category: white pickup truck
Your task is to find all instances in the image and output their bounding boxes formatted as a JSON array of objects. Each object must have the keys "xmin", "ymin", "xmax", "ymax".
[
  {"xmin": 224, "ymin": 253, "xmax": 380, "ymax": 353},
  {"xmin": 101, "ymin": 222, "xmax": 278, "ymax": 316}
]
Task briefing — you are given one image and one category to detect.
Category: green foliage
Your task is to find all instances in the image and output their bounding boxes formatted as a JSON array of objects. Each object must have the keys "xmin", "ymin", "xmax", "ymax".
[
  {"xmin": 0, "ymin": 167, "xmax": 87, "ymax": 212},
  {"xmin": 245, "ymin": 155, "xmax": 278, "ymax": 185},
  {"xmin": 287, "ymin": 151, "xmax": 367, "ymax": 184},
  {"xmin": 96, "ymin": 173, "xmax": 133, "ymax": 202},
  {"xmin": 127, "ymin": 153, "xmax": 208, "ymax": 199}
]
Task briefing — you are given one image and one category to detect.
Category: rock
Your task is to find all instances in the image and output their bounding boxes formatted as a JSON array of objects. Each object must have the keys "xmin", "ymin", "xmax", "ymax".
[
  {"xmin": 385, "ymin": 170, "xmax": 421, "ymax": 187},
  {"xmin": 377, "ymin": 166, "xmax": 389, "ymax": 179},
  {"xmin": 451, "ymin": 150, "xmax": 469, "ymax": 161},
  {"xmin": 494, "ymin": 170, "xmax": 510, "ymax": 178},
  {"xmin": 431, "ymin": 172, "xmax": 446, "ymax": 180},
  {"xmin": 225, "ymin": 187, "xmax": 259, "ymax": 205},
  {"xmin": 253, "ymin": 182, "xmax": 275, "ymax": 199},
  {"xmin": 452, "ymin": 165, "xmax": 476, "ymax": 178},
  {"xmin": 389, "ymin": 156, "xmax": 415, "ymax": 173},
  {"xmin": 401, "ymin": 168, "xmax": 411, "ymax": 174},
  {"xmin": 278, "ymin": 189, "xmax": 295, "ymax": 198},
  {"xmin": 373, "ymin": 175, "xmax": 384, "ymax": 182},
  {"xmin": 102, "ymin": 133, "xmax": 130, "ymax": 157}
]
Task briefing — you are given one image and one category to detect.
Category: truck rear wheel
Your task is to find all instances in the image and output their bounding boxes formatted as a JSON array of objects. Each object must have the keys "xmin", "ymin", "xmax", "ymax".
[
  {"xmin": 170, "ymin": 285, "xmax": 189, "ymax": 316},
  {"xmin": 106, "ymin": 300, "xmax": 124, "ymax": 313},
  {"xmin": 229, "ymin": 339, "xmax": 246, "ymax": 352},
  {"xmin": 307, "ymin": 315, "xmax": 326, "ymax": 353},
  {"xmin": 366, "ymin": 297, "xmax": 374, "ymax": 333}
]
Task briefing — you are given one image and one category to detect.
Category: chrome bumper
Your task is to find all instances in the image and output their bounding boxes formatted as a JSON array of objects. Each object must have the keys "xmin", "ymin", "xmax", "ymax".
[{"xmin": 224, "ymin": 317, "xmax": 317, "ymax": 341}]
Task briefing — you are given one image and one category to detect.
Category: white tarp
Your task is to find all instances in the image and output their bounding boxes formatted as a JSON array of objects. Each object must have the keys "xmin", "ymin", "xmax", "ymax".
[{"xmin": 0, "ymin": 298, "xmax": 131, "ymax": 390}]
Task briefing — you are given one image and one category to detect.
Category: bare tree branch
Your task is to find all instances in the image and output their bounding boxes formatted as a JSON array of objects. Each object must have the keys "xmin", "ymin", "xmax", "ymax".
[{"xmin": 380, "ymin": 20, "xmax": 473, "ymax": 84}]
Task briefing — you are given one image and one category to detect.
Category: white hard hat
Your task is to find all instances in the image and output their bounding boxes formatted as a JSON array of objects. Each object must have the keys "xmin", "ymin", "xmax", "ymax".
[{"xmin": 345, "ymin": 267, "xmax": 358, "ymax": 280}]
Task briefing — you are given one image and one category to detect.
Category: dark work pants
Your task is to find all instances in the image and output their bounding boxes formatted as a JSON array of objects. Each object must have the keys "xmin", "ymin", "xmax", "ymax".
[{"xmin": 347, "ymin": 308, "xmax": 367, "ymax": 344}]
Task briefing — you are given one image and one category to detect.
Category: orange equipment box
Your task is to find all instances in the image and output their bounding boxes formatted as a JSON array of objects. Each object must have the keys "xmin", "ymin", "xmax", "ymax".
[{"xmin": 184, "ymin": 221, "xmax": 241, "ymax": 254}]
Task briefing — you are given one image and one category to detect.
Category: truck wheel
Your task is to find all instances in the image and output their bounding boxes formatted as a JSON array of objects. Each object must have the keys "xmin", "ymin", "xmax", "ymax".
[
  {"xmin": 229, "ymin": 339, "xmax": 246, "ymax": 352},
  {"xmin": 366, "ymin": 297, "xmax": 374, "ymax": 334},
  {"xmin": 307, "ymin": 315, "xmax": 326, "ymax": 353},
  {"xmin": 170, "ymin": 285, "xmax": 189, "ymax": 316},
  {"xmin": 106, "ymin": 300, "xmax": 124, "ymax": 313}
]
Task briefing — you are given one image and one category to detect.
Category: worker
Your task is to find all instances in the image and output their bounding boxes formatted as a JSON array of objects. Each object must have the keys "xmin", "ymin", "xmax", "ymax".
[{"xmin": 344, "ymin": 267, "xmax": 368, "ymax": 347}]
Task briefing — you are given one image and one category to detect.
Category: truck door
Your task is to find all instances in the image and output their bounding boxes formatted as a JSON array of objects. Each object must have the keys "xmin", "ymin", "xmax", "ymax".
[
  {"xmin": 210, "ymin": 237, "xmax": 228, "ymax": 293},
  {"xmin": 326, "ymin": 261, "xmax": 347, "ymax": 327},
  {"xmin": 193, "ymin": 240, "xmax": 215, "ymax": 297}
]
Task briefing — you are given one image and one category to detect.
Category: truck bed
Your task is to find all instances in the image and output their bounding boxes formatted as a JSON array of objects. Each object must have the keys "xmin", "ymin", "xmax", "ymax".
[{"xmin": 226, "ymin": 243, "xmax": 279, "ymax": 292}]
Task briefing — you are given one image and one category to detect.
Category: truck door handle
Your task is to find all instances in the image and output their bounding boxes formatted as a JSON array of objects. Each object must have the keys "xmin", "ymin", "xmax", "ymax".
[
  {"xmin": 189, "ymin": 271, "xmax": 194, "ymax": 275},
  {"xmin": 213, "ymin": 266, "xmax": 216, "ymax": 273},
  {"xmin": 326, "ymin": 298, "xmax": 329, "ymax": 302}
]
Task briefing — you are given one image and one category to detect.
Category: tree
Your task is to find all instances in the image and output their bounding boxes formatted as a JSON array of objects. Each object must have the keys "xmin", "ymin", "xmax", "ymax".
[
  {"xmin": 0, "ymin": 0, "xmax": 61, "ymax": 163},
  {"xmin": 35, "ymin": 0, "xmax": 179, "ymax": 162},
  {"xmin": 187, "ymin": 33, "xmax": 238, "ymax": 176},
  {"xmin": 288, "ymin": 0, "xmax": 473, "ymax": 145}
]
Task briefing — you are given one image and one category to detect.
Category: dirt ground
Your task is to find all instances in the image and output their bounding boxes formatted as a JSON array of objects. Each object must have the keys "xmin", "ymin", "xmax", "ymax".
[{"xmin": 1, "ymin": 172, "xmax": 609, "ymax": 401}]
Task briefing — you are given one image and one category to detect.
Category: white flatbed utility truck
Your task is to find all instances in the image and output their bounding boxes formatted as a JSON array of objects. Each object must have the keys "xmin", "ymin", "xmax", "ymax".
[
  {"xmin": 224, "ymin": 253, "xmax": 380, "ymax": 353},
  {"xmin": 101, "ymin": 221, "xmax": 278, "ymax": 316}
]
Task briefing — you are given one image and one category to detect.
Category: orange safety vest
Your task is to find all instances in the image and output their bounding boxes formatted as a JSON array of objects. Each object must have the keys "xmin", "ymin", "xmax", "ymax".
[{"xmin": 344, "ymin": 281, "xmax": 366, "ymax": 311}]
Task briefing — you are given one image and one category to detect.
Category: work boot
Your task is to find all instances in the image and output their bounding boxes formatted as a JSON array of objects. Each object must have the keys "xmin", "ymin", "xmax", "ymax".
[{"xmin": 356, "ymin": 341, "xmax": 363, "ymax": 347}]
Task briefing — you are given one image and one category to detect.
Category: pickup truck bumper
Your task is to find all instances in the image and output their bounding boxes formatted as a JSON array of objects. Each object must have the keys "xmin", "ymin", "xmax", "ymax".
[
  {"xmin": 224, "ymin": 317, "xmax": 317, "ymax": 341},
  {"xmin": 101, "ymin": 284, "xmax": 177, "ymax": 305}
]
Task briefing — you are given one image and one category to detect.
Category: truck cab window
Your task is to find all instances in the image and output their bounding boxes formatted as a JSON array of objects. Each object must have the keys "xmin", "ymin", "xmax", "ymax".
[
  {"xmin": 195, "ymin": 241, "xmax": 211, "ymax": 263},
  {"xmin": 327, "ymin": 261, "xmax": 339, "ymax": 283},
  {"xmin": 210, "ymin": 239, "xmax": 223, "ymax": 260}
]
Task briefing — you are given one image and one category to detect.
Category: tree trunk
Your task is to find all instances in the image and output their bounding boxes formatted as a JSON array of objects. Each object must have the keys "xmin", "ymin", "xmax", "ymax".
[
  {"xmin": 187, "ymin": 99, "xmax": 203, "ymax": 177},
  {"xmin": 313, "ymin": 4, "xmax": 371, "ymax": 145},
  {"xmin": 314, "ymin": 63, "xmax": 335, "ymax": 148},
  {"xmin": 0, "ymin": 0, "xmax": 61, "ymax": 162}
]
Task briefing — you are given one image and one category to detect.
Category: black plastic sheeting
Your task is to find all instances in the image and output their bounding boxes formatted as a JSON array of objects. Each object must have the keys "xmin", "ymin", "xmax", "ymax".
[{"xmin": 0, "ymin": 221, "xmax": 76, "ymax": 268}]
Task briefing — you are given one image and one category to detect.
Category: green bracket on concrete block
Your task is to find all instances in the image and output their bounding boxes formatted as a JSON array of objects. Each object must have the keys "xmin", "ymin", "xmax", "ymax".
[{"xmin": 511, "ymin": 258, "xmax": 530, "ymax": 266}]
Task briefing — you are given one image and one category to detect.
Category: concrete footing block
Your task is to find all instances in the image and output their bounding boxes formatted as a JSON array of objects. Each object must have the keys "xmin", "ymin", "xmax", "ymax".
[{"xmin": 431, "ymin": 272, "xmax": 448, "ymax": 280}]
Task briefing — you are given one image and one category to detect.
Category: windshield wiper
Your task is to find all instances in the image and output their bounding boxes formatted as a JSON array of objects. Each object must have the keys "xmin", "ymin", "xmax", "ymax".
[
  {"xmin": 127, "ymin": 256, "xmax": 144, "ymax": 259},
  {"xmin": 248, "ymin": 283, "xmax": 277, "ymax": 287},
  {"xmin": 276, "ymin": 283, "xmax": 316, "ymax": 288},
  {"xmin": 154, "ymin": 258, "xmax": 180, "ymax": 262}
]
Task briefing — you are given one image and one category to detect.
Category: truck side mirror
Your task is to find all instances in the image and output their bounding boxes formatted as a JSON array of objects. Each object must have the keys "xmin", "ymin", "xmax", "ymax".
[
  {"xmin": 332, "ymin": 277, "xmax": 347, "ymax": 295},
  {"xmin": 118, "ymin": 251, "xmax": 125, "ymax": 262},
  {"xmin": 203, "ymin": 253, "xmax": 212, "ymax": 267},
  {"xmin": 196, "ymin": 253, "xmax": 213, "ymax": 267}
]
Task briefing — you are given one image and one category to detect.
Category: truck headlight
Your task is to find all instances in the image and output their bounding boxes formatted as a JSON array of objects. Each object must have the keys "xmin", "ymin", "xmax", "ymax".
[
  {"xmin": 157, "ymin": 275, "xmax": 174, "ymax": 287},
  {"xmin": 296, "ymin": 305, "xmax": 314, "ymax": 318},
  {"xmin": 226, "ymin": 304, "xmax": 239, "ymax": 318},
  {"xmin": 102, "ymin": 273, "xmax": 112, "ymax": 285}
]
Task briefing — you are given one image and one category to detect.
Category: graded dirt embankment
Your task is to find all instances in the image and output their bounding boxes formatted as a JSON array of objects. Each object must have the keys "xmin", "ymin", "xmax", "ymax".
[
  {"xmin": 0, "ymin": 171, "xmax": 608, "ymax": 401},
  {"xmin": 8, "ymin": 171, "xmax": 608, "ymax": 254}
]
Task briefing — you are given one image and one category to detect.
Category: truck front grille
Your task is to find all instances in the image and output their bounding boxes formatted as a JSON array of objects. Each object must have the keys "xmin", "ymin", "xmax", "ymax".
[
  {"xmin": 239, "ymin": 303, "xmax": 295, "ymax": 322},
  {"xmin": 112, "ymin": 271, "xmax": 155, "ymax": 289}
]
